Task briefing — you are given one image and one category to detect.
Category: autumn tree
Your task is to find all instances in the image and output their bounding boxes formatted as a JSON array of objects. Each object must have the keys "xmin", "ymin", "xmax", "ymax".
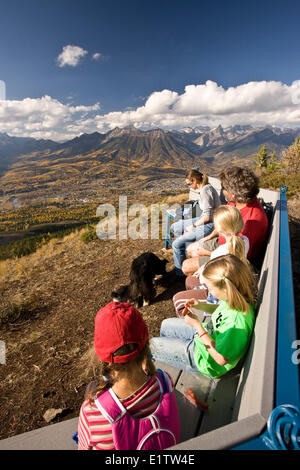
[{"xmin": 282, "ymin": 136, "xmax": 300, "ymax": 174}]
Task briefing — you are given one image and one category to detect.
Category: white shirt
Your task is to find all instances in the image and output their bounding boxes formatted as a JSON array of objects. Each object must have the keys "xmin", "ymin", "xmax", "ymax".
[
  {"xmin": 199, "ymin": 235, "xmax": 250, "ymax": 284},
  {"xmin": 210, "ymin": 235, "xmax": 250, "ymax": 260}
]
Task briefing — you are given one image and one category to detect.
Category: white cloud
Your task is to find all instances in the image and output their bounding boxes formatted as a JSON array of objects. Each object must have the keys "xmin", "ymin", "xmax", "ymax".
[
  {"xmin": 91, "ymin": 80, "xmax": 300, "ymax": 132},
  {"xmin": 92, "ymin": 52, "xmax": 102, "ymax": 61},
  {"xmin": 0, "ymin": 95, "xmax": 100, "ymax": 141},
  {"xmin": 173, "ymin": 80, "xmax": 293, "ymax": 115},
  {"xmin": 56, "ymin": 45, "xmax": 88, "ymax": 67},
  {"xmin": 1, "ymin": 80, "xmax": 300, "ymax": 141}
]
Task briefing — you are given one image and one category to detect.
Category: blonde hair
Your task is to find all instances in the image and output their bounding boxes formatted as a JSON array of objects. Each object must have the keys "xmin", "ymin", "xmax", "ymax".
[
  {"xmin": 213, "ymin": 205, "xmax": 248, "ymax": 264},
  {"xmin": 202, "ymin": 254, "xmax": 256, "ymax": 313}
]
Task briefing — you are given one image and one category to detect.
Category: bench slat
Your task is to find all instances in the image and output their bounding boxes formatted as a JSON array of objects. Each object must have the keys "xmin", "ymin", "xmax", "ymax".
[
  {"xmin": 175, "ymin": 370, "xmax": 212, "ymax": 441},
  {"xmin": 199, "ymin": 369, "xmax": 241, "ymax": 435},
  {"xmin": 154, "ymin": 360, "xmax": 182, "ymax": 385}
]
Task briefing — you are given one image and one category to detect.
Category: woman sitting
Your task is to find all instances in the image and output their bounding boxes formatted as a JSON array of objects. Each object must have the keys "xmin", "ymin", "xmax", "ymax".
[{"xmin": 169, "ymin": 169, "xmax": 221, "ymax": 277}]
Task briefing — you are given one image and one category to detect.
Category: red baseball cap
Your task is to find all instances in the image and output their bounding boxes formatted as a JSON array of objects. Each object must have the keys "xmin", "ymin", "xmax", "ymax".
[{"xmin": 94, "ymin": 302, "xmax": 149, "ymax": 364}]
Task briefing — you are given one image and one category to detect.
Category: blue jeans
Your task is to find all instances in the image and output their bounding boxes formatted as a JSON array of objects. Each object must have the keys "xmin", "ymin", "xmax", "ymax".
[
  {"xmin": 150, "ymin": 318, "xmax": 199, "ymax": 373},
  {"xmin": 171, "ymin": 219, "xmax": 214, "ymax": 276}
]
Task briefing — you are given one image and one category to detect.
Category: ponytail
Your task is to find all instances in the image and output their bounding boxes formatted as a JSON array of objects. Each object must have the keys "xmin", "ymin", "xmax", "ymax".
[
  {"xmin": 202, "ymin": 174, "xmax": 209, "ymax": 186},
  {"xmin": 213, "ymin": 205, "xmax": 250, "ymax": 264},
  {"xmin": 202, "ymin": 254, "xmax": 257, "ymax": 313},
  {"xmin": 227, "ymin": 234, "xmax": 249, "ymax": 265},
  {"xmin": 222, "ymin": 275, "xmax": 251, "ymax": 313}
]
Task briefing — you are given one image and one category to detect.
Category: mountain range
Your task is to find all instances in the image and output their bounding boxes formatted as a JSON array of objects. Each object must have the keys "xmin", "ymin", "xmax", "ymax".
[{"xmin": 0, "ymin": 124, "xmax": 299, "ymax": 195}]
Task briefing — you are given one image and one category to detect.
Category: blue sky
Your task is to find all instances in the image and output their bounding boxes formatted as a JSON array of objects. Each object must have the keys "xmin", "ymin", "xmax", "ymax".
[{"xmin": 0, "ymin": 0, "xmax": 300, "ymax": 141}]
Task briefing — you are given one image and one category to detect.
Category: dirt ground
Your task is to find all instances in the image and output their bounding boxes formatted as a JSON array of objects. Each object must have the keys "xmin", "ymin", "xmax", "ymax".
[
  {"xmin": 0, "ymin": 235, "xmax": 185, "ymax": 439},
  {"xmin": 0, "ymin": 216, "xmax": 299, "ymax": 441}
]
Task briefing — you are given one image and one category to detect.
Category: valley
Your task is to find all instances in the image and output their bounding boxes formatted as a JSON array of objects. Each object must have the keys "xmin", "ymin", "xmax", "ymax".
[{"xmin": 0, "ymin": 123, "xmax": 299, "ymax": 261}]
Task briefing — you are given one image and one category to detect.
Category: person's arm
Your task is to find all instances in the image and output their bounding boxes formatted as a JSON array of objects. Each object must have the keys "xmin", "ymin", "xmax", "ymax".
[
  {"xmin": 184, "ymin": 311, "xmax": 229, "ymax": 366},
  {"xmin": 202, "ymin": 228, "xmax": 218, "ymax": 242},
  {"xmin": 186, "ymin": 228, "xmax": 219, "ymax": 255},
  {"xmin": 184, "ymin": 186, "xmax": 218, "ymax": 232},
  {"xmin": 187, "ymin": 244, "xmax": 212, "ymax": 257},
  {"xmin": 184, "ymin": 215, "xmax": 209, "ymax": 233},
  {"xmin": 78, "ymin": 403, "xmax": 93, "ymax": 450},
  {"xmin": 195, "ymin": 186, "xmax": 217, "ymax": 227},
  {"xmin": 193, "ymin": 215, "xmax": 210, "ymax": 227}
]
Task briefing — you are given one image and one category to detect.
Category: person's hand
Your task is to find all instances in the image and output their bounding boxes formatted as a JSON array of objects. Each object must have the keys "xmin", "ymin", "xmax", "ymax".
[
  {"xmin": 192, "ymin": 268, "xmax": 201, "ymax": 278},
  {"xmin": 184, "ymin": 310, "xmax": 200, "ymax": 328},
  {"xmin": 181, "ymin": 298, "xmax": 198, "ymax": 317},
  {"xmin": 184, "ymin": 224, "xmax": 194, "ymax": 233},
  {"xmin": 187, "ymin": 240, "xmax": 202, "ymax": 257},
  {"xmin": 182, "ymin": 299, "xmax": 201, "ymax": 327},
  {"xmin": 188, "ymin": 298, "xmax": 198, "ymax": 306},
  {"xmin": 187, "ymin": 240, "xmax": 201, "ymax": 251},
  {"xmin": 195, "ymin": 246, "xmax": 210, "ymax": 256}
]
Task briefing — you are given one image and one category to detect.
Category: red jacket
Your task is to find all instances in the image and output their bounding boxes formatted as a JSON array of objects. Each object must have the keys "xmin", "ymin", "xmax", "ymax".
[{"xmin": 219, "ymin": 198, "xmax": 269, "ymax": 260}]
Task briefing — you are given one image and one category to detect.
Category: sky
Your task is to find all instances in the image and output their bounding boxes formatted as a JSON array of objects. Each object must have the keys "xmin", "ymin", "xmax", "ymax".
[{"xmin": 0, "ymin": 0, "xmax": 300, "ymax": 141}]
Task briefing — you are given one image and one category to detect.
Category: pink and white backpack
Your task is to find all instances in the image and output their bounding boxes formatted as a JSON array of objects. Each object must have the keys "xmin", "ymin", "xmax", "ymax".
[{"xmin": 94, "ymin": 369, "xmax": 180, "ymax": 450}]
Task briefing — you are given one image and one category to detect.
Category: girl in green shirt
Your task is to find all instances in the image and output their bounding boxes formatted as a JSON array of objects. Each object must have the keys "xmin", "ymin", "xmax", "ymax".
[{"xmin": 151, "ymin": 254, "xmax": 257, "ymax": 379}]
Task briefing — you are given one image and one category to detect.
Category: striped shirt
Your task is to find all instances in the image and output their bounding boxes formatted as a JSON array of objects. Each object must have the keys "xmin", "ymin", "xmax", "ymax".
[{"xmin": 78, "ymin": 373, "xmax": 173, "ymax": 450}]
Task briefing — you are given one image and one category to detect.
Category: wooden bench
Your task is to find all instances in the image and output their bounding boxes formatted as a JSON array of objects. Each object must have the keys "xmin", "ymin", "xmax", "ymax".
[{"xmin": 0, "ymin": 180, "xmax": 299, "ymax": 450}]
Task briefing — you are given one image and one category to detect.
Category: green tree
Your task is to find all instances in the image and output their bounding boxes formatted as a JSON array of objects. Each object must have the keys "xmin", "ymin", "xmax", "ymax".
[
  {"xmin": 267, "ymin": 151, "xmax": 277, "ymax": 172},
  {"xmin": 254, "ymin": 145, "xmax": 269, "ymax": 168},
  {"xmin": 254, "ymin": 145, "xmax": 277, "ymax": 172}
]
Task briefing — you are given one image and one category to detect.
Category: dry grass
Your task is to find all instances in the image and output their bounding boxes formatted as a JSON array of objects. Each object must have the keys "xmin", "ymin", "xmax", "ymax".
[
  {"xmin": 160, "ymin": 193, "xmax": 186, "ymax": 206},
  {"xmin": 0, "ymin": 228, "xmax": 87, "ymax": 283}
]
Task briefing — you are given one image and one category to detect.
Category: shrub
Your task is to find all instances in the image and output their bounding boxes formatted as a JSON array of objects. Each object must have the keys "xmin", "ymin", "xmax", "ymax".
[
  {"xmin": 0, "ymin": 294, "xmax": 39, "ymax": 327},
  {"xmin": 80, "ymin": 224, "xmax": 97, "ymax": 244}
]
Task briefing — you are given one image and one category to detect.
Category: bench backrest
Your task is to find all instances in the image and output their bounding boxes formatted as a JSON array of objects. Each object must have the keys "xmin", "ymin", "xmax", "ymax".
[{"xmin": 232, "ymin": 188, "xmax": 280, "ymax": 421}]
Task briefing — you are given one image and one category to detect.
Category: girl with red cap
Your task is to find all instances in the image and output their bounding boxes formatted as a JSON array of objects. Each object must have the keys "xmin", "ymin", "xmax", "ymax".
[{"xmin": 77, "ymin": 301, "xmax": 180, "ymax": 450}]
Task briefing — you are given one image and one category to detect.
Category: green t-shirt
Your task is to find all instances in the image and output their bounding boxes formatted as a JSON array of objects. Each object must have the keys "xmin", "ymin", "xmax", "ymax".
[{"xmin": 194, "ymin": 300, "xmax": 255, "ymax": 379}]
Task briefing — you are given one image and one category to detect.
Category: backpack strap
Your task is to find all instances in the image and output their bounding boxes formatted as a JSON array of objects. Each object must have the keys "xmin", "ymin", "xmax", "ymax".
[
  {"xmin": 94, "ymin": 388, "xmax": 127, "ymax": 424},
  {"xmin": 156, "ymin": 369, "xmax": 173, "ymax": 394},
  {"xmin": 94, "ymin": 371, "xmax": 172, "ymax": 423}
]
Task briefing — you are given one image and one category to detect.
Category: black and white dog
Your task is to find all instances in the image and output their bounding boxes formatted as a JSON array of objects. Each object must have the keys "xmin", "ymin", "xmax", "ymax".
[{"xmin": 111, "ymin": 252, "xmax": 168, "ymax": 307}]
